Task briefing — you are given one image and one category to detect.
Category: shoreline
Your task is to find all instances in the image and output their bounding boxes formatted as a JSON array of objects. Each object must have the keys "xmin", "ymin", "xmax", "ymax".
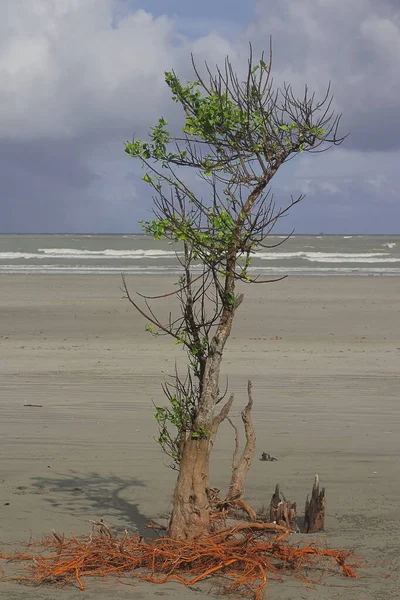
[
  {"xmin": 1, "ymin": 274, "xmax": 399, "ymax": 598},
  {"xmin": 1, "ymin": 270, "xmax": 400, "ymax": 276}
]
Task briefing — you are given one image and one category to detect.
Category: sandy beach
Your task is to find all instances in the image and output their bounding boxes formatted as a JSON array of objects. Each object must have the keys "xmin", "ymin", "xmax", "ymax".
[{"xmin": 1, "ymin": 274, "xmax": 399, "ymax": 599}]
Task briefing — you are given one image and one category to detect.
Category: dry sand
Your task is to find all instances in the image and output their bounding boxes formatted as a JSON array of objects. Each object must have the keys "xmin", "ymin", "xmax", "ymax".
[{"xmin": 0, "ymin": 274, "xmax": 399, "ymax": 599}]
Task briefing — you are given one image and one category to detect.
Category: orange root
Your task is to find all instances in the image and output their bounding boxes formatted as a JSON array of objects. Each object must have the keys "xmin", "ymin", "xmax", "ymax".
[{"xmin": 0, "ymin": 523, "xmax": 358, "ymax": 599}]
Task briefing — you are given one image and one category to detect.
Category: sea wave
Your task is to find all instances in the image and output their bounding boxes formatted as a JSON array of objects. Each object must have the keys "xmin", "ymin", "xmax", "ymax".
[
  {"xmin": 0, "ymin": 264, "xmax": 182, "ymax": 274},
  {"xmin": 249, "ymin": 266, "xmax": 400, "ymax": 275},
  {"xmin": 37, "ymin": 248, "xmax": 179, "ymax": 258},
  {"xmin": 0, "ymin": 252, "xmax": 39, "ymax": 259},
  {"xmin": 0, "ymin": 248, "xmax": 180, "ymax": 260},
  {"xmin": 0, "ymin": 264, "xmax": 399, "ymax": 276},
  {"xmin": 305, "ymin": 257, "xmax": 400, "ymax": 264},
  {"xmin": 254, "ymin": 251, "xmax": 396, "ymax": 263},
  {"xmin": 1, "ymin": 249, "xmax": 398, "ymax": 265}
]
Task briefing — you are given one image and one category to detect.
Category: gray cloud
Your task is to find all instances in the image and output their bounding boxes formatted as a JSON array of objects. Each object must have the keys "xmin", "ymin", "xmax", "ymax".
[
  {"xmin": 0, "ymin": 0, "xmax": 234, "ymax": 232},
  {"xmin": 0, "ymin": 0, "xmax": 399, "ymax": 233},
  {"xmin": 0, "ymin": 139, "xmax": 98, "ymax": 232},
  {"xmin": 245, "ymin": 0, "xmax": 400, "ymax": 152},
  {"xmin": 271, "ymin": 148, "xmax": 400, "ymax": 233}
]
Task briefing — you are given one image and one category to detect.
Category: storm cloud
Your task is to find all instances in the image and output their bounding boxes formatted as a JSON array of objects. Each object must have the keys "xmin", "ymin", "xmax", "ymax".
[{"xmin": 0, "ymin": 0, "xmax": 399, "ymax": 233}]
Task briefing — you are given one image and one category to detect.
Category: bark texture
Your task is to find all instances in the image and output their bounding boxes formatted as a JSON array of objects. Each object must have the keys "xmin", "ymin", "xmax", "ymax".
[
  {"xmin": 168, "ymin": 307, "xmax": 236, "ymax": 540},
  {"xmin": 168, "ymin": 437, "xmax": 210, "ymax": 540},
  {"xmin": 205, "ymin": 394, "xmax": 235, "ymax": 491}
]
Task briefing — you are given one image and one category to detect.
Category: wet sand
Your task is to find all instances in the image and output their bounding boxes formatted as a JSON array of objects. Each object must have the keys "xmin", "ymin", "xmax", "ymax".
[{"xmin": 1, "ymin": 274, "xmax": 399, "ymax": 599}]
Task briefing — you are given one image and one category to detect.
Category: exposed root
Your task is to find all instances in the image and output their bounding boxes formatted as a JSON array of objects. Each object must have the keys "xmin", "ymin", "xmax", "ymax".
[
  {"xmin": 225, "ymin": 380, "xmax": 256, "ymax": 506},
  {"xmin": 0, "ymin": 521, "xmax": 358, "ymax": 599},
  {"xmin": 234, "ymin": 498, "xmax": 257, "ymax": 521}
]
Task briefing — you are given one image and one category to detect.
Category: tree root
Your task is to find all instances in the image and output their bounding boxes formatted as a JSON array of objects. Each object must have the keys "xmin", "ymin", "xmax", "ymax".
[
  {"xmin": 225, "ymin": 380, "xmax": 256, "ymax": 504},
  {"xmin": 0, "ymin": 520, "xmax": 358, "ymax": 599}
]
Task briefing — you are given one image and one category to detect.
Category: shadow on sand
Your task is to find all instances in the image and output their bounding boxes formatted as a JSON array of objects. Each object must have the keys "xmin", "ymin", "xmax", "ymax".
[{"xmin": 30, "ymin": 471, "xmax": 153, "ymax": 536}]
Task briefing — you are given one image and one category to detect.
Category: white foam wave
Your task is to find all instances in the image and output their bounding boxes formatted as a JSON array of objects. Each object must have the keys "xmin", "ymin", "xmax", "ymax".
[
  {"xmin": 37, "ymin": 247, "xmax": 180, "ymax": 258},
  {"xmin": 1, "ymin": 249, "xmax": 397, "ymax": 265},
  {"xmin": 40, "ymin": 247, "xmax": 180, "ymax": 258},
  {"xmin": 0, "ymin": 248, "xmax": 180, "ymax": 260},
  {"xmin": 306, "ymin": 256, "xmax": 400, "ymax": 264},
  {"xmin": 248, "ymin": 266, "xmax": 400, "ymax": 274},
  {"xmin": 254, "ymin": 251, "xmax": 393, "ymax": 263},
  {"xmin": 0, "ymin": 264, "xmax": 181, "ymax": 274},
  {"xmin": 1, "ymin": 264, "xmax": 399, "ymax": 276},
  {"xmin": 0, "ymin": 252, "xmax": 38, "ymax": 259}
]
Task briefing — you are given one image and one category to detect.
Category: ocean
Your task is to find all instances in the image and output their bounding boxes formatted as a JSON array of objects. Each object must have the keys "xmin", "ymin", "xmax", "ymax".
[{"xmin": 0, "ymin": 234, "xmax": 399, "ymax": 276}]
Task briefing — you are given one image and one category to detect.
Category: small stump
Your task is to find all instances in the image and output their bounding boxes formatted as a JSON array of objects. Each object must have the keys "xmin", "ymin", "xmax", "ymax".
[
  {"xmin": 269, "ymin": 484, "xmax": 297, "ymax": 530},
  {"xmin": 303, "ymin": 474, "xmax": 326, "ymax": 533}
]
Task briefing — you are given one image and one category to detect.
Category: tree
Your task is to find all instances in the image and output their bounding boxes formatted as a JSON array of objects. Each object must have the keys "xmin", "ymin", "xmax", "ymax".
[{"xmin": 124, "ymin": 45, "xmax": 344, "ymax": 541}]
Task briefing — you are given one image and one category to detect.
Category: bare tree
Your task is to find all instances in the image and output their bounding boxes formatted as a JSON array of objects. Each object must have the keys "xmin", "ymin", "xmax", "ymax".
[{"xmin": 124, "ymin": 44, "xmax": 345, "ymax": 541}]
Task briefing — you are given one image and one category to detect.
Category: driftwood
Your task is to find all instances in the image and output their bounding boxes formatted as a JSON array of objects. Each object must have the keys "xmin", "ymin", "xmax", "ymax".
[
  {"xmin": 260, "ymin": 452, "xmax": 277, "ymax": 462},
  {"xmin": 205, "ymin": 381, "xmax": 257, "ymax": 522},
  {"xmin": 207, "ymin": 394, "xmax": 235, "ymax": 462},
  {"xmin": 224, "ymin": 380, "xmax": 256, "ymax": 519},
  {"xmin": 269, "ymin": 484, "xmax": 297, "ymax": 531},
  {"xmin": 303, "ymin": 475, "xmax": 326, "ymax": 533}
]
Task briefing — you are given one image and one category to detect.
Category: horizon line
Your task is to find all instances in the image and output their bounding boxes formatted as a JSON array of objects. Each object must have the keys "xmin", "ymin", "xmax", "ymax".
[{"xmin": 0, "ymin": 232, "xmax": 399, "ymax": 237}]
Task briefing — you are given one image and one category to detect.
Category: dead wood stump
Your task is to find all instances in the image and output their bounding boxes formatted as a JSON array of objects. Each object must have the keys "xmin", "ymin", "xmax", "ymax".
[
  {"xmin": 269, "ymin": 484, "xmax": 297, "ymax": 530},
  {"xmin": 303, "ymin": 474, "xmax": 326, "ymax": 533},
  {"xmin": 223, "ymin": 380, "xmax": 257, "ymax": 521}
]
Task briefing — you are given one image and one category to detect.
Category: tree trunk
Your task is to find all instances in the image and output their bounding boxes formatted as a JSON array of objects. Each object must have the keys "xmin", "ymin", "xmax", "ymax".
[
  {"xmin": 303, "ymin": 475, "xmax": 326, "ymax": 533},
  {"xmin": 168, "ymin": 395, "xmax": 235, "ymax": 539},
  {"xmin": 168, "ymin": 307, "xmax": 236, "ymax": 540},
  {"xmin": 204, "ymin": 394, "xmax": 234, "ymax": 491},
  {"xmin": 168, "ymin": 436, "xmax": 210, "ymax": 540}
]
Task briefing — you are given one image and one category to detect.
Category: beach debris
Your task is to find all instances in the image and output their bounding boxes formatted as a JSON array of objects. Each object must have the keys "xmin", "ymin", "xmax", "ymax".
[
  {"xmin": 89, "ymin": 518, "xmax": 113, "ymax": 538},
  {"xmin": 223, "ymin": 382, "xmax": 257, "ymax": 520},
  {"xmin": 269, "ymin": 484, "xmax": 297, "ymax": 531},
  {"xmin": 260, "ymin": 452, "xmax": 277, "ymax": 462},
  {"xmin": 0, "ymin": 520, "xmax": 357, "ymax": 598},
  {"xmin": 145, "ymin": 520, "xmax": 167, "ymax": 531},
  {"xmin": 23, "ymin": 404, "xmax": 42, "ymax": 408},
  {"xmin": 303, "ymin": 475, "xmax": 326, "ymax": 533}
]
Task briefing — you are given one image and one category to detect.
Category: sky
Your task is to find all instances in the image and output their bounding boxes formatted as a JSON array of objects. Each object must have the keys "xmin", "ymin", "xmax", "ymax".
[{"xmin": 1, "ymin": 0, "xmax": 399, "ymax": 234}]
